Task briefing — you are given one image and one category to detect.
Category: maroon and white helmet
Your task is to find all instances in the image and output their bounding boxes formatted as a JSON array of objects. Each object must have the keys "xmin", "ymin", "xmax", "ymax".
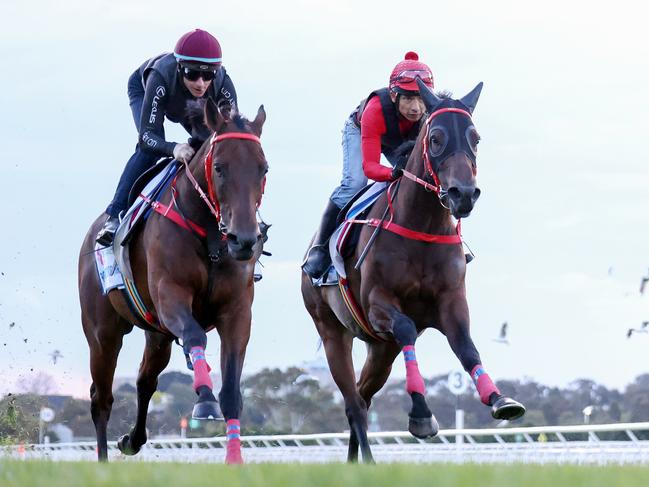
[{"xmin": 174, "ymin": 29, "xmax": 222, "ymax": 69}]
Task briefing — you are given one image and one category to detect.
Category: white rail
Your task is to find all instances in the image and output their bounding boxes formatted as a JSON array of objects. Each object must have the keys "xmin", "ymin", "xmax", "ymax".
[{"xmin": 3, "ymin": 422, "xmax": 649, "ymax": 465}]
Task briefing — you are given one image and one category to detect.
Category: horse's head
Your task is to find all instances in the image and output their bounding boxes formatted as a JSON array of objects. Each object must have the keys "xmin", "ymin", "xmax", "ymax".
[
  {"xmin": 411, "ymin": 79, "xmax": 483, "ymax": 219},
  {"xmin": 204, "ymin": 99, "xmax": 268, "ymax": 261}
]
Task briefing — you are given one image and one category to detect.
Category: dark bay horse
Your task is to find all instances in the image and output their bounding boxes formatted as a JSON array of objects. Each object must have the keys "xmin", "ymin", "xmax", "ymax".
[
  {"xmin": 78, "ymin": 100, "xmax": 268, "ymax": 464},
  {"xmin": 301, "ymin": 80, "xmax": 525, "ymax": 463}
]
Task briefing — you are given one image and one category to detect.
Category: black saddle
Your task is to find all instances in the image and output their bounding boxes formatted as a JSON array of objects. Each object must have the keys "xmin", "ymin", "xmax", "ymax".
[
  {"xmin": 336, "ymin": 184, "xmax": 374, "ymax": 226},
  {"xmin": 127, "ymin": 157, "xmax": 174, "ymax": 208}
]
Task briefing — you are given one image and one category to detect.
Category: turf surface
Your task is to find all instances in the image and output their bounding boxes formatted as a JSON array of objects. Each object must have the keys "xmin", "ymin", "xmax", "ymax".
[{"xmin": 1, "ymin": 461, "xmax": 648, "ymax": 487}]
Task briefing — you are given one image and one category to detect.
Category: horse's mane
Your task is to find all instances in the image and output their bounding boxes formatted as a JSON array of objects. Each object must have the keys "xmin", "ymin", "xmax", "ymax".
[
  {"xmin": 435, "ymin": 90, "xmax": 453, "ymax": 100},
  {"xmin": 185, "ymin": 98, "xmax": 251, "ymax": 137},
  {"xmin": 231, "ymin": 112, "xmax": 248, "ymax": 131},
  {"xmin": 185, "ymin": 99, "xmax": 211, "ymax": 143}
]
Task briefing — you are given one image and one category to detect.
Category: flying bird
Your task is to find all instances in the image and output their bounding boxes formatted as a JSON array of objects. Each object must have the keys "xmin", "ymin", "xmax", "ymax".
[
  {"xmin": 640, "ymin": 270, "xmax": 649, "ymax": 295},
  {"xmin": 50, "ymin": 350, "xmax": 63, "ymax": 365},
  {"xmin": 493, "ymin": 322, "xmax": 509, "ymax": 345},
  {"xmin": 627, "ymin": 321, "xmax": 649, "ymax": 338}
]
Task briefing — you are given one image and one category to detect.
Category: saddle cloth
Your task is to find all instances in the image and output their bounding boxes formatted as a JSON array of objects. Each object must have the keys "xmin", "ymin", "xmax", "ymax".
[
  {"xmin": 311, "ymin": 182, "xmax": 388, "ymax": 287},
  {"xmin": 329, "ymin": 181, "xmax": 388, "ymax": 279},
  {"xmin": 94, "ymin": 159, "xmax": 178, "ymax": 295},
  {"xmin": 113, "ymin": 159, "xmax": 179, "ymax": 283}
]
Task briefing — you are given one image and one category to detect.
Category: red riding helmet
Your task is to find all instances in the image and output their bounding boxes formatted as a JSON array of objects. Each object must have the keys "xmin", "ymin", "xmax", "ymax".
[
  {"xmin": 389, "ymin": 51, "xmax": 434, "ymax": 95},
  {"xmin": 174, "ymin": 29, "xmax": 222, "ymax": 69}
]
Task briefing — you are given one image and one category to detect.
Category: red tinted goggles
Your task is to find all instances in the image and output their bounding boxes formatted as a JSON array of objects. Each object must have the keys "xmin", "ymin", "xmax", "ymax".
[
  {"xmin": 181, "ymin": 67, "xmax": 217, "ymax": 82},
  {"xmin": 393, "ymin": 70, "xmax": 433, "ymax": 85}
]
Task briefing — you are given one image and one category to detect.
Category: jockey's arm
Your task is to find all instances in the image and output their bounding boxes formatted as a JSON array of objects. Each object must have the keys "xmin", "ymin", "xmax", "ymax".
[
  {"xmin": 138, "ymin": 71, "xmax": 176, "ymax": 157},
  {"xmin": 360, "ymin": 101, "xmax": 393, "ymax": 182}
]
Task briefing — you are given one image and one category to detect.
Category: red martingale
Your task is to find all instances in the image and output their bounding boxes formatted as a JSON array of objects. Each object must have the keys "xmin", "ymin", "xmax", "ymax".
[
  {"xmin": 363, "ymin": 217, "xmax": 461, "ymax": 244},
  {"xmin": 142, "ymin": 194, "xmax": 207, "ymax": 238}
]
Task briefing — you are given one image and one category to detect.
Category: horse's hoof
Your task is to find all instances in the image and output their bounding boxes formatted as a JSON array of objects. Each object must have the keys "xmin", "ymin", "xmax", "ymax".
[
  {"xmin": 492, "ymin": 396, "xmax": 526, "ymax": 420},
  {"xmin": 192, "ymin": 400, "xmax": 224, "ymax": 421},
  {"xmin": 408, "ymin": 415, "xmax": 439, "ymax": 439},
  {"xmin": 117, "ymin": 434, "xmax": 141, "ymax": 456}
]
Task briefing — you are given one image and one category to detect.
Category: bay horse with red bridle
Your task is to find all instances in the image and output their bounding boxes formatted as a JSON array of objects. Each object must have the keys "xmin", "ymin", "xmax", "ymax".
[
  {"xmin": 78, "ymin": 100, "xmax": 268, "ymax": 464},
  {"xmin": 301, "ymin": 80, "xmax": 525, "ymax": 463}
]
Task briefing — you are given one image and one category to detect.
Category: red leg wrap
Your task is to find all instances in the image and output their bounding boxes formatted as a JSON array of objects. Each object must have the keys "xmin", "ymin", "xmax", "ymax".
[
  {"xmin": 190, "ymin": 346, "xmax": 213, "ymax": 391},
  {"xmin": 471, "ymin": 364, "xmax": 500, "ymax": 405},
  {"xmin": 225, "ymin": 419, "xmax": 243, "ymax": 465},
  {"xmin": 403, "ymin": 345, "xmax": 426, "ymax": 395}
]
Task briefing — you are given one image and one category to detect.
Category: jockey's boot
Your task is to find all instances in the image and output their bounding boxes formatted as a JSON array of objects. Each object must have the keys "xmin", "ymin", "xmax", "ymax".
[
  {"xmin": 96, "ymin": 216, "xmax": 119, "ymax": 247},
  {"xmin": 302, "ymin": 199, "xmax": 341, "ymax": 279}
]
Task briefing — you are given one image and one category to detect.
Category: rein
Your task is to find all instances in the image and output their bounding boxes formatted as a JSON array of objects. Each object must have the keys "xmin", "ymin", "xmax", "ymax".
[{"xmin": 349, "ymin": 107, "xmax": 473, "ymax": 245}]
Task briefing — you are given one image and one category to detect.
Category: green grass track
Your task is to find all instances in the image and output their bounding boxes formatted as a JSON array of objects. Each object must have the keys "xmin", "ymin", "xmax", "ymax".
[{"xmin": 1, "ymin": 461, "xmax": 648, "ymax": 487}]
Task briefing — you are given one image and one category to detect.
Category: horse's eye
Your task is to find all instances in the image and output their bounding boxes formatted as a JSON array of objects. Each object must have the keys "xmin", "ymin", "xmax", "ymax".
[
  {"xmin": 214, "ymin": 164, "xmax": 223, "ymax": 176},
  {"xmin": 465, "ymin": 126, "xmax": 480, "ymax": 156},
  {"xmin": 428, "ymin": 127, "xmax": 447, "ymax": 157}
]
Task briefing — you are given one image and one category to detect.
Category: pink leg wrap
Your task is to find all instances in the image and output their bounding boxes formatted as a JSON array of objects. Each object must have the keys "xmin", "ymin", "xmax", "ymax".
[
  {"xmin": 190, "ymin": 346, "xmax": 213, "ymax": 391},
  {"xmin": 471, "ymin": 364, "xmax": 500, "ymax": 405},
  {"xmin": 403, "ymin": 345, "xmax": 426, "ymax": 395},
  {"xmin": 225, "ymin": 419, "xmax": 243, "ymax": 465}
]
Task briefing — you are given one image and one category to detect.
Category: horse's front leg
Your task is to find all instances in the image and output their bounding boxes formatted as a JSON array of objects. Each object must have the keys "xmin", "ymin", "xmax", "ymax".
[
  {"xmin": 438, "ymin": 291, "xmax": 526, "ymax": 420},
  {"xmin": 368, "ymin": 296, "xmax": 439, "ymax": 439},
  {"xmin": 156, "ymin": 285, "xmax": 222, "ymax": 421},
  {"xmin": 215, "ymin": 302, "xmax": 252, "ymax": 465},
  {"xmin": 117, "ymin": 331, "xmax": 173, "ymax": 456}
]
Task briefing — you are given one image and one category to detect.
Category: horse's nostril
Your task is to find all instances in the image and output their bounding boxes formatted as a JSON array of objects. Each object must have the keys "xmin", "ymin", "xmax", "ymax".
[
  {"xmin": 472, "ymin": 188, "xmax": 481, "ymax": 202},
  {"xmin": 226, "ymin": 233, "xmax": 238, "ymax": 244},
  {"xmin": 447, "ymin": 187, "xmax": 462, "ymax": 201}
]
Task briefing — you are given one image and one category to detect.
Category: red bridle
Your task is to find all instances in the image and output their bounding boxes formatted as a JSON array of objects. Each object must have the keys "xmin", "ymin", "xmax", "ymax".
[
  {"xmin": 348, "ymin": 107, "xmax": 475, "ymax": 245},
  {"xmin": 181, "ymin": 131, "xmax": 263, "ymax": 227},
  {"xmin": 401, "ymin": 107, "xmax": 473, "ymax": 195}
]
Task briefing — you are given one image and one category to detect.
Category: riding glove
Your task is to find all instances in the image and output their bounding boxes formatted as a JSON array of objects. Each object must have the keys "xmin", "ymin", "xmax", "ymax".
[{"xmin": 173, "ymin": 143, "xmax": 195, "ymax": 163}]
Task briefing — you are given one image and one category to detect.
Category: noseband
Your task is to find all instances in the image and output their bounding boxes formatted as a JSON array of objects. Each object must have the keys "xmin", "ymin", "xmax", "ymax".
[{"xmin": 401, "ymin": 107, "xmax": 473, "ymax": 206}]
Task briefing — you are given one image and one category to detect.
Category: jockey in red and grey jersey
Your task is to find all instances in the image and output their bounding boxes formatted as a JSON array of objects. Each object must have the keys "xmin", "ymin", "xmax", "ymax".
[
  {"xmin": 96, "ymin": 29, "xmax": 237, "ymax": 246},
  {"xmin": 302, "ymin": 52, "xmax": 434, "ymax": 279}
]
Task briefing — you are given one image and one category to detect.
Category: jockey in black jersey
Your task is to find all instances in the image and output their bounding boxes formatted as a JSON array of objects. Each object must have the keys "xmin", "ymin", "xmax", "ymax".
[{"xmin": 96, "ymin": 29, "xmax": 237, "ymax": 246}]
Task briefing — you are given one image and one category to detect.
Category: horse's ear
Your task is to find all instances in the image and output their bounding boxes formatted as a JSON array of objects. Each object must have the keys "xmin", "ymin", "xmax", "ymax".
[
  {"xmin": 250, "ymin": 105, "xmax": 266, "ymax": 136},
  {"xmin": 459, "ymin": 82, "xmax": 483, "ymax": 114},
  {"xmin": 205, "ymin": 97, "xmax": 225, "ymax": 132},
  {"xmin": 416, "ymin": 78, "xmax": 442, "ymax": 112}
]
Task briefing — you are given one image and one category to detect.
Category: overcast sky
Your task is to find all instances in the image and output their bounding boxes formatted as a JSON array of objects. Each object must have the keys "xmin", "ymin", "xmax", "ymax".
[{"xmin": 1, "ymin": 0, "xmax": 648, "ymax": 400}]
